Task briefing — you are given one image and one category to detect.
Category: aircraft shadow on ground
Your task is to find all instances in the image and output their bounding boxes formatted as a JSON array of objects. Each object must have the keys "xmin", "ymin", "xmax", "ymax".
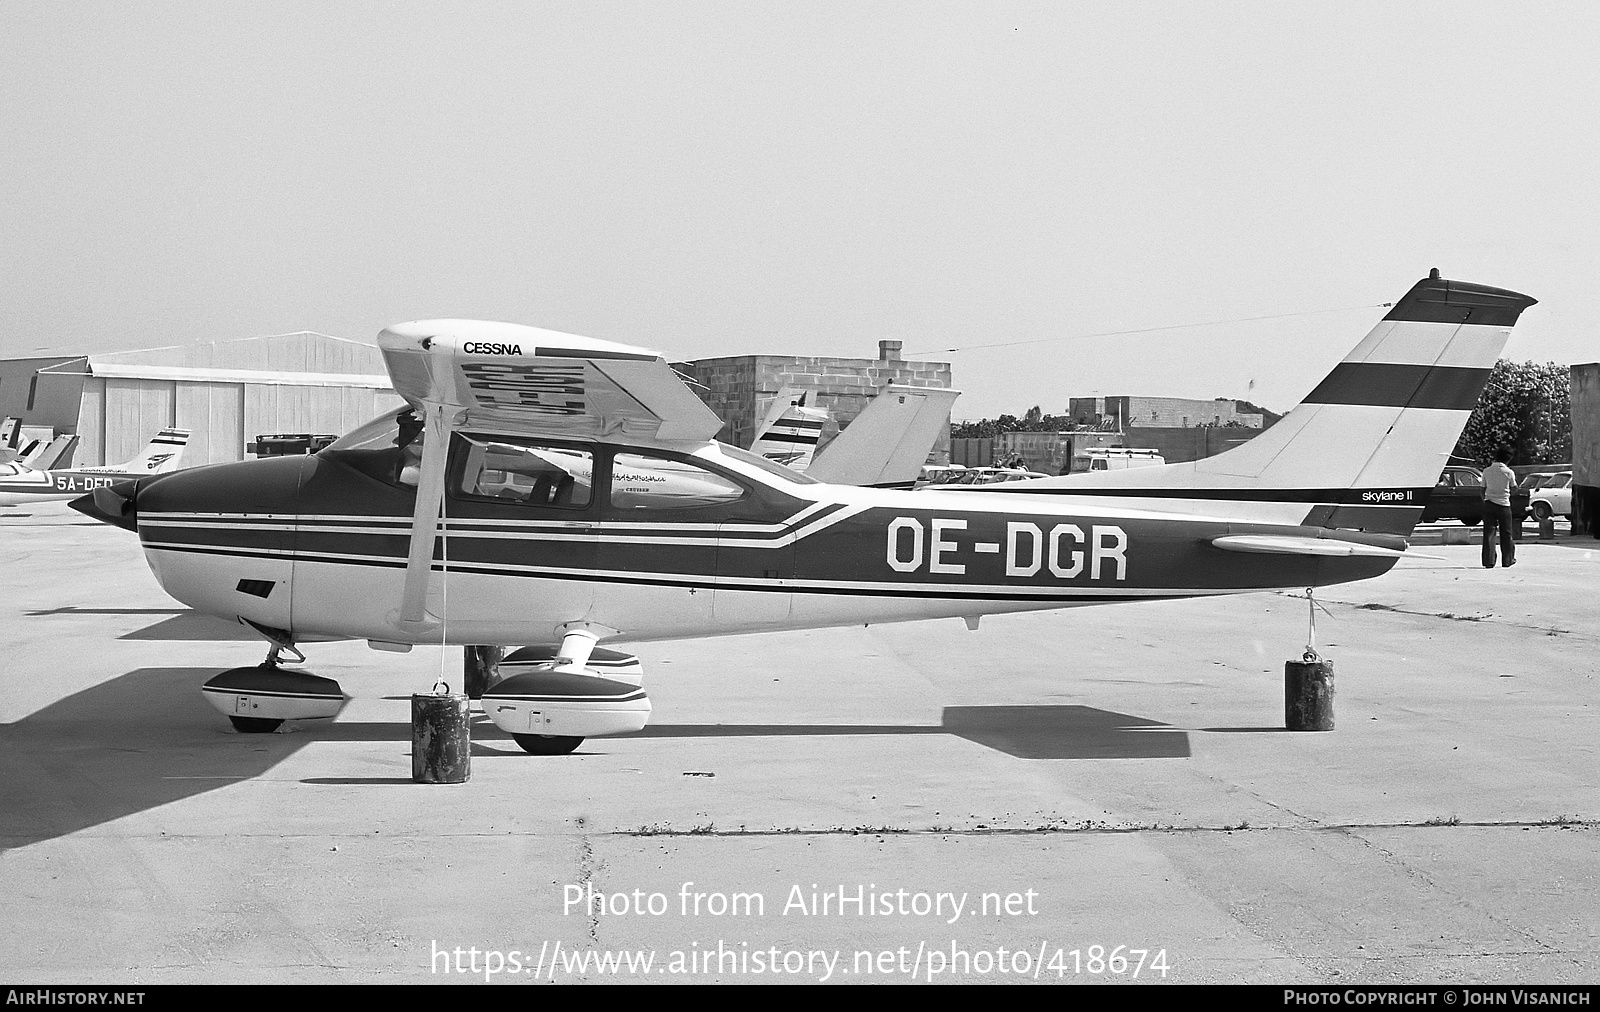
[
  {"xmin": 298, "ymin": 706, "xmax": 1190, "ymax": 760},
  {"xmin": 621, "ymin": 704, "xmax": 1190, "ymax": 760},
  {"xmin": 118, "ymin": 613, "xmax": 258, "ymax": 641},
  {"xmin": 0, "ymin": 671, "xmax": 1187, "ymax": 851},
  {"xmin": 0, "ymin": 667, "xmax": 315, "ymax": 852},
  {"xmin": 21, "ymin": 607, "xmax": 256, "ymax": 642}
]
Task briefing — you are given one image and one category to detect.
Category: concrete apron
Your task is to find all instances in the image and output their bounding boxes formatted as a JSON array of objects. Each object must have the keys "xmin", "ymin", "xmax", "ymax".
[{"xmin": 1, "ymin": 506, "xmax": 1596, "ymax": 983}]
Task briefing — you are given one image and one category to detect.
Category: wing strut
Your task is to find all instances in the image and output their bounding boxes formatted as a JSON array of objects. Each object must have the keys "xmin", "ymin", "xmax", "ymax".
[{"xmin": 400, "ymin": 402, "xmax": 457, "ymax": 627}]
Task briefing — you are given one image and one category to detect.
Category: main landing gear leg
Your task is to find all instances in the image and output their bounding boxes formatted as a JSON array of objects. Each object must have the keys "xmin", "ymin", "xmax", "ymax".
[
  {"xmin": 463, "ymin": 645, "xmax": 505, "ymax": 700},
  {"xmin": 509, "ymin": 627, "xmax": 603, "ymax": 755}
]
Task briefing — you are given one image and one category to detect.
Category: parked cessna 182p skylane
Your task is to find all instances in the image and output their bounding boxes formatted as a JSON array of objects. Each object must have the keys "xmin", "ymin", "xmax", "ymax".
[
  {"xmin": 0, "ymin": 429, "xmax": 188, "ymax": 506},
  {"xmin": 72, "ymin": 271, "xmax": 1534, "ymax": 754}
]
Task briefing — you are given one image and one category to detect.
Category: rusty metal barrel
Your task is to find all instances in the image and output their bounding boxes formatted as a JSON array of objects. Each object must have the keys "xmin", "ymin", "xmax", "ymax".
[
  {"xmin": 412, "ymin": 692, "xmax": 471, "ymax": 783},
  {"xmin": 1285, "ymin": 659, "xmax": 1334, "ymax": 731}
]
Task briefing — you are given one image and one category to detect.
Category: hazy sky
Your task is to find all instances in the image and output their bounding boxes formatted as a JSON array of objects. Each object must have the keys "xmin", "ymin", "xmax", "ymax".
[{"xmin": 3, "ymin": 2, "xmax": 1596, "ymax": 420}]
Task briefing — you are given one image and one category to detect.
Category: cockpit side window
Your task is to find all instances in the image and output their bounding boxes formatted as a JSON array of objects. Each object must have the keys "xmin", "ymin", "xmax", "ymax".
[{"xmin": 453, "ymin": 435, "xmax": 593, "ymax": 509}]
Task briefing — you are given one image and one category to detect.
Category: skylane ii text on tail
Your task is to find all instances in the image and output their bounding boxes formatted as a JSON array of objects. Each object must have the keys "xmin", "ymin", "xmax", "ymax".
[{"xmin": 71, "ymin": 272, "xmax": 1535, "ymax": 753}]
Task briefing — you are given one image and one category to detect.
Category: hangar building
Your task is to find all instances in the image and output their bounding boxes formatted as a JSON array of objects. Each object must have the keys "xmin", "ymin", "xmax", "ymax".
[
  {"xmin": 677, "ymin": 340, "xmax": 954, "ymax": 459},
  {"xmin": 0, "ymin": 333, "xmax": 405, "ymax": 468},
  {"xmin": 3, "ymin": 332, "xmax": 953, "ymax": 469}
]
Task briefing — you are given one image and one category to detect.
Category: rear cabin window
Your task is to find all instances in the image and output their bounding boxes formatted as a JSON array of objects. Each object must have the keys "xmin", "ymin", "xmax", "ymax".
[{"xmin": 610, "ymin": 452, "xmax": 744, "ymax": 510}]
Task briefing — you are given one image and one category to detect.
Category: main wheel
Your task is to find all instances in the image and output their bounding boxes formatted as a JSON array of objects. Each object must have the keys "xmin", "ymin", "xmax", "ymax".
[
  {"xmin": 1533, "ymin": 501, "xmax": 1553, "ymax": 521},
  {"xmin": 229, "ymin": 716, "xmax": 283, "ymax": 733},
  {"xmin": 512, "ymin": 734, "xmax": 583, "ymax": 755}
]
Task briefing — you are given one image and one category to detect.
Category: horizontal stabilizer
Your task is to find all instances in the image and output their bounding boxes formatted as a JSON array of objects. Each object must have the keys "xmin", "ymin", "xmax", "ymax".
[{"xmin": 1211, "ymin": 535, "xmax": 1409, "ymax": 559}]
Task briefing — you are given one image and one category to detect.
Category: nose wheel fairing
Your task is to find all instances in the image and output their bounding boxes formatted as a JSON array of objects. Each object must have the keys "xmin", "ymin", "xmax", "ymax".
[{"xmin": 200, "ymin": 663, "xmax": 347, "ymax": 733}]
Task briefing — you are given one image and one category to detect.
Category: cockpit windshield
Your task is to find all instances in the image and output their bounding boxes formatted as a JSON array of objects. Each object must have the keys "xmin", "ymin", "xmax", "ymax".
[
  {"xmin": 320, "ymin": 406, "xmax": 414, "ymax": 453},
  {"xmin": 317, "ymin": 406, "xmax": 426, "ymax": 486}
]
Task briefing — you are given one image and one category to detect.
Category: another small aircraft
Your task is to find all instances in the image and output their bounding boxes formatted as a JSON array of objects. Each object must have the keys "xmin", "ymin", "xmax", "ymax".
[
  {"xmin": 0, "ymin": 433, "xmax": 77, "ymax": 470},
  {"xmin": 0, "ymin": 429, "xmax": 189, "ymax": 506},
  {"xmin": 747, "ymin": 384, "xmax": 960, "ymax": 487},
  {"xmin": 749, "ymin": 388, "xmax": 829, "ymax": 470},
  {"xmin": 72, "ymin": 271, "xmax": 1534, "ymax": 754}
]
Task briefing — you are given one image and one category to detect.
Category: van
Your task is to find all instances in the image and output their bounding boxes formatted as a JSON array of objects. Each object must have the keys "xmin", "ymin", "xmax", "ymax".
[{"xmin": 1072, "ymin": 448, "xmax": 1165, "ymax": 472}]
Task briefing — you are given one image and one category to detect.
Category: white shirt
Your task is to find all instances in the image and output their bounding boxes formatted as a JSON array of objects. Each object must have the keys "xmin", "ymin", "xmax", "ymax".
[{"xmin": 1481, "ymin": 463, "xmax": 1515, "ymax": 506}]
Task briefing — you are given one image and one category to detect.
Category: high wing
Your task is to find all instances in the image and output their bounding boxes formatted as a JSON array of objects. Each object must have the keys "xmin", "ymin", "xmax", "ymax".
[
  {"xmin": 375, "ymin": 320, "xmax": 725, "ymax": 629},
  {"xmin": 377, "ymin": 320, "xmax": 722, "ymax": 443},
  {"xmin": 808, "ymin": 385, "xmax": 960, "ymax": 487}
]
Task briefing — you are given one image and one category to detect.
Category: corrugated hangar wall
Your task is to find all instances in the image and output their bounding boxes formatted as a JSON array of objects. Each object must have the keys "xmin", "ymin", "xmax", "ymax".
[{"xmin": 32, "ymin": 333, "xmax": 406, "ymax": 467}]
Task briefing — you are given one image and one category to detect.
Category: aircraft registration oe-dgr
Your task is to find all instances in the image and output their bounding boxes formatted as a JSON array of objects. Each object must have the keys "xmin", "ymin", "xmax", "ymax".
[{"xmin": 72, "ymin": 270, "xmax": 1535, "ymax": 755}]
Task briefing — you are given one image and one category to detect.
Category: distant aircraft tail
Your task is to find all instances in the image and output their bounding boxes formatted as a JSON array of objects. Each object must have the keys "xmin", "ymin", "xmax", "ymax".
[
  {"xmin": 23, "ymin": 434, "xmax": 78, "ymax": 470},
  {"xmin": 117, "ymin": 428, "xmax": 190, "ymax": 473},
  {"xmin": 999, "ymin": 271, "xmax": 1537, "ymax": 536},
  {"xmin": 809, "ymin": 385, "xmax": 961, "ymax": 487},
  {"xmin": 750, "ymin": 388, "xmax": 829, "ymax": 471}
]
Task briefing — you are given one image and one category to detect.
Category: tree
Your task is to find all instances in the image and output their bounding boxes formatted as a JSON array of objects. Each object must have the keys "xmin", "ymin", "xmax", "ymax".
[{"xmin": 1453, "ymin": 361, "xmax": 1571, "ymax": 466}]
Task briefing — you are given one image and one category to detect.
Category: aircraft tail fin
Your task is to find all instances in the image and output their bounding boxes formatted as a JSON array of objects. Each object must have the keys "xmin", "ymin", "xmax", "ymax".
[
  {"xmin": 750, "ymin": 388, "xmax": 829, "ymax": 471},
  {"xmin": 117, "ymin": 428, "xmax": 190, "ymax": 473},
  {"xmin": 1007, "ymin": 272, "xmax": 1537, "ymax": 535},
  {"xmin": 23, "ymin": 434, "xmax": 78, "ymax": 470},
  {"xmin": 808, "ymin": 385, "xmax": 961, "ymax": 487}
]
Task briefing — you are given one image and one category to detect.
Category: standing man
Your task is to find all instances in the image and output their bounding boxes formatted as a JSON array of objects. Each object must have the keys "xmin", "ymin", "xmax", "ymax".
[{"xmin": 1481, "ymin": 451, "xmax": 1518, "ymax": 569}]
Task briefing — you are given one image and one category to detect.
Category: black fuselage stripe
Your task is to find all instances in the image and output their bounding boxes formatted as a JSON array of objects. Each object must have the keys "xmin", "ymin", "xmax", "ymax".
[
  {"xmin": 758, "ymin": 432, "xmax": 821, "ymax": 445},
  {"xmin": 1301, "ymin": 362, "xmax": 1490, "ymax": 411},
  {"xmin": 142, "ymin": 542, "xmax": 1167, "ymax": 603}
]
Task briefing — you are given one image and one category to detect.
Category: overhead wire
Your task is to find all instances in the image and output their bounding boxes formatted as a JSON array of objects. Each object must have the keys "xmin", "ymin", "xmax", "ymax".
[{"xmin": 905, "ymin": 302, "xmax": 1392, "ymax": 357}]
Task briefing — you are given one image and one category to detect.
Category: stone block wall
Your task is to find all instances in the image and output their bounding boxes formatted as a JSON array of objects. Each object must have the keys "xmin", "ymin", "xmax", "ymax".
[{"xmin": 679, "ymin": 351, "xmax": 953, "ymax": 458}]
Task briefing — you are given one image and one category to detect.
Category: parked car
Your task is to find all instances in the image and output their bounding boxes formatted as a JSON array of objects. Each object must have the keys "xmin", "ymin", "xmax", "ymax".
[
  {"xmin": 913, "ymin": 464, "xmax": 968, "ymax": 489},
  {"xmin": 1529, "ymin": 472, "xmax": 1573, "ymax": 521},
  {"xmin": 1420, "ymin": 466, "xmax": 1529, "ymax": 525},
  {"xmin": 1071, "ymin": 448, "xmax": 1166, "ymax": 473},
  {"xmin": 918, "ymin": 466, "xmax": 1050, "ymax": 489}
]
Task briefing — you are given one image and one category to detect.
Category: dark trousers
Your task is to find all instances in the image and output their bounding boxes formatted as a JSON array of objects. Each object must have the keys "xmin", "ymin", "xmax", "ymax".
[{"xmin": 1482, "ymin": 502, "xmax": 1516, "ymax": 567}]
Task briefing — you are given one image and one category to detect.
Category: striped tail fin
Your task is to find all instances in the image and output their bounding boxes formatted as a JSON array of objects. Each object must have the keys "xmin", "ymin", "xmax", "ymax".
[
  {"xmin": 118, "ymin": 428, "xmax": 190, "ymax": 473},
  {"xmin": 750, "ymin": 388, "xmax": 829, "ymax": 471},
  {"xmin": 1004, "ymin": 272, "xmax": 1537, "ymax": 535}
]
